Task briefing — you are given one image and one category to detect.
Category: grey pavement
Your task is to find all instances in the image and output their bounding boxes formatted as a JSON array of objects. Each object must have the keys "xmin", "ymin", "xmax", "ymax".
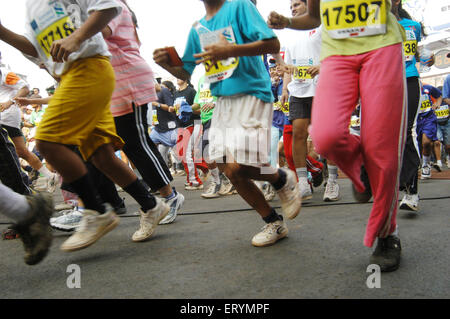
[{"xmin": 0, "ymin": 174, "xmax": 449, "ymax": 299}]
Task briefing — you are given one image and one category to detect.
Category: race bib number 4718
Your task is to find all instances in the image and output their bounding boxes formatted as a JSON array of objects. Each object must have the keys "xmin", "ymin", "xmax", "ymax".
[{"xmin": 321, "ymin": 0, "xmax": 387, "ymax": 39}]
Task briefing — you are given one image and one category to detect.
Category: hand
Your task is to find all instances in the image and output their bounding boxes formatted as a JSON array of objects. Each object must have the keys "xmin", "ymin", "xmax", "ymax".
[
  {"xmin": 280, "ymin": 91, "xmax": 289, "ymax": 106},
  {"xmin": 201, "ymin": 103, "xmax": 215, "ymax": 112},
  {"xmin": 50, "ymin": 34, "xmax": 82, "ymax": 62},
  {"xmin": 307, "ymin": 65, "xmax": 320, "ymax": 78},
  {"xmin": 168, "ymin": 106, "xmax": 176, "ymax": 113},
  {"xmin": 0, "ymin": 100, "xmax": 13, "ymax": 112},
  {"xmin": 14, "ymin": 97, "xmax": 31, "ymax": 106},
  {"xmin": 193, "ymin": 35, "xmax": 234, "ymax": 70},
  {"xmin": 267, "ymin": 12, "xmax": 290, "ymax": 30},
  {"xmin": 432, "ymin": 104, "xmax": 439, "ymax": 110},
  {"xmin": 153, "ymin": 48, "xmax": 170, "ymax": 66}
]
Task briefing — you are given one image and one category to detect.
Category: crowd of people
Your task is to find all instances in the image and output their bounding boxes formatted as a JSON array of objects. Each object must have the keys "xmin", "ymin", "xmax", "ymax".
[{"xmin": 0, "ymin": 0, "xmax": 448, "ymax": 274}]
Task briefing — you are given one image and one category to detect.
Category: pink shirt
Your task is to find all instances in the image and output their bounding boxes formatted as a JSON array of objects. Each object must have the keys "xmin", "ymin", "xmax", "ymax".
[{"xmin": 106, "ymin": 1, "xmax": 157, "ymax": 117}]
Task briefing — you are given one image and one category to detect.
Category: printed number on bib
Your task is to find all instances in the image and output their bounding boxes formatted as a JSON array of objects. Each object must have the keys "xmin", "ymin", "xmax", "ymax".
[
  {"xmin": 37, "ymin": 16, "xmax": 75, "ymax": 57},
  {"xmin": 293, "ymin": 66, "xmax": 313, "ymax": 80},
  {"xmin": 420, "ymin": 99, "xmax": 432, "ymax": 113},
  {"xmin": 435, "ymin": 105, "xmax": 449, "ymax": 120},
  {"xmin": 204, "ymin": 57, "xmax": 239, "ymax": 83},
  {"xmin": 199, "ymin": 89, "xmax": 213, "ymax": 104},
  {"xmin": 404, "ymin": 40, "xmax": 417, "ymax": 62},
  {"xmin": 274, "ymin": 101, "xmax": 289, "ymax": 115},
  {"xmin": 321, "ymin": 0, "xmax": 387, "ymax": 39}
]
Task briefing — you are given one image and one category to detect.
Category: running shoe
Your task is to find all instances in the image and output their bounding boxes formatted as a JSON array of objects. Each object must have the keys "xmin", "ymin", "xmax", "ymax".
[
  {"xmin": 46, "ymin": 173, "xmax": 58, "ymax": 193},
  {"xmin": 251, "ymin": 219, "xmax": 288, "ymax": 247},
  {"xmin": 60, "ymin": 209, "xmax": 119, "ymax": 251},
  {"xmin": 12, "ymin": 193, "xmax": 53, "ymax": 265},
  {"xmin": 399, "ymin": 194, "xmax": 419, "ymax": 212},
  {"xmin": 159, "ymin": 192, "xmax": 185, "ymax": 225},
  {"xmin": 432, "ymin": 161, "xmax": 442, "ymax": 172},
  {"xmin": 263, "ymin": 183, "xmax": 276, "ymax": 202},
  {"xmin": 421, "ymin": 164, "xmax": 431, "ymax": 180},
  {"xmin": 298, "ymin": 179, "xmax": 313, "ymax": 201},
  {"xmin": 276, "ymin": 168, "xmax": 302, "ymax": 220},
  {"xmin": 185, "ymin": 182, "xmax": 204, "ymax": 190},
  {"xmin": 113, "ymin": 198, "xmax": 127, "ymax": 215},
  {"xmin": 323, "ymin": 180, "xmax": 340, "ymax": 202},
  {"xmin": 50, "ymin": 209, "xmax": 83, "ymax": 232},
  {"xmin": 55, "ymin": 202, "xmax": 75, "ymax": 211},
  {"xmin": 132, "ymin": 197, "xmax": 169, "ymax": 242},
  {"xmin": 369, "ymin": 235, "xmax": 401, "ymax": 272},
  {"xmin": 352, "ymin": 165, "xmax": 372, "ymax": 203},
  {"xmin": 33, "ymin": 176, "xmax": 48, "ymax": 192},
  {"xmin": 201, "ymin": 181, "xmax": 221, "ymax": 199}
]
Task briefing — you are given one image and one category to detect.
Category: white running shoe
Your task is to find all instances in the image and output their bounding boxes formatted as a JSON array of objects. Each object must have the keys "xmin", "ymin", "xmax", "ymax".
[
  {"xmin": 421, "ymin": 165, "xmax": 431, "ymax": 180},
  {"xmin": 50, "ymin": 209, "xmax": 83, "ymax": 232},
  {"xmin": 399, "ymin": 194, "xmax": 419, "ymax": 212},
  {"xmin": 46, "ymin": 173, "xmax": 58, "ymax": 193},
  {"xmin": 251, "ymin": 219, "xmax": 288, "ymax": 247},
  {"xmin": 276, "ymin": 168, "xmax": 302, "ymax": 220},
  {"xmin": 33, "ymin": 176, "xmax": 48, "ymax": 192},
  {"xmin": 185, "ymin": 182, "xmax": 204, "ymax": 190},
  {"xmin": 132, "ymin": 197, "xmax": 169, "ymax": 242},
  {"xmin": 263, "ymin": 183, "xmax": 276, "ymax": 202},
  {"xmin": 218, "ymin": 178, "xmax": 234, "ymax": 195},
  {"xmin": 201, "ymin": 181, "xmax": 221, "ymax": 199},
  {"xmin": 298, "ymin": 179, "xmax": 313, "ymax": 201},
  {"xmin": 323, "ymin": 180, "xmax": 340, "ymax": 202},
  {"xmin": 60, "ymin": 209, "xmax": 119, "ymax": 251},
  {"xmin": 159, "ymin": 192, "xmax": 185, "ymax": 225}
]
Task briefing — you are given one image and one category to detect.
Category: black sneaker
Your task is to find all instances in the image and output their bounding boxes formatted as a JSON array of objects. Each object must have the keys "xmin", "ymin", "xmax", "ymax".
[
  {"xmin": 351, "ymin": 165, "xmax": 372, "ymax": 203},
  {"xmin": 12, "ymin": 193, "xmax": 54, "ymax": 265},
  {"xmin": 113, "ymin": 198, "xmax": 127, "ymax": 215},
  {"xmin": 369, "ymin": 235, "xmax": 401, "ymax": 272},
  {"xmin": 312, "ymin": 169, "xmax": 324, "ymax": 188}
]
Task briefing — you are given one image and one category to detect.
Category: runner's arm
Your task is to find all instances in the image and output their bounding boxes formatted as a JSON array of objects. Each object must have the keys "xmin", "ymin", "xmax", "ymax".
[
  {"xmin": 0, "ymin": 24, "xmax": 38, "ymax": 58},
  {"xmin": 267, "ymin": 0, "xmax": 320, "ymax": 30}
]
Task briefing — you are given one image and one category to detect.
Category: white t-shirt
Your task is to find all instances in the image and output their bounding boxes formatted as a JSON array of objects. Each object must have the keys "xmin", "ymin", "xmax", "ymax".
[
  {"xmin": 24, "ymin": 0, "xmax": 122, "ymax": 77},
  {"xmin": 285, "ymin": 26, "xmax": 322, "ymax": 98},
  {"xmin": 0, "ymin": 68, "xmax": 29, "ymax": 128}
]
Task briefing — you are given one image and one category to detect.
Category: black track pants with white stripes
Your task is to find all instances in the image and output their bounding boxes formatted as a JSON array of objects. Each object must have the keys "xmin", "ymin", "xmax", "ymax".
[{"xmin": 114, "ymin": 104, "xmax": 173, "ymax": 192}]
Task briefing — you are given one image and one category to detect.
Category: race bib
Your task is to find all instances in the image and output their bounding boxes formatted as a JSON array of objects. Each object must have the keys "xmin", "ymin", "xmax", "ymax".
[
  {"xmin": 33, "ymin": 2, "xmax": 75, "ymax": 57},
  {"xmin": 419, "ymin": 98, "xmax": 432, "ymax": 114},
  {"xmin": 435, "ymin": 105, "xmax": 449, "ymax": 120},
  {"xmin": 198, "ymin": 83, "xmax": 214, "ymax": 104},
  {"xmin": 195, "ymin": 23, "xmax": 239, "ymax": 83},
  {"xmin": 321, "ymin": 0, "xmax": 387, "ymax": 39},
  {"xmin": 403, "ymin": 30, "xmax": 417, "ymax": 62},
  {"xmin": 350, "ymin": 115, "xmax": 360, "ymax": 128},
  {"xmin": 274, "ymin": 101, "xmax": 289, "ymax": 115},
  {"xmin": 293, "ymin": 66, "xmax": 313, "ymax": 80},
  {"xmin": 152, "ymin": 109, "xmax": 158, "ymax": 126}
]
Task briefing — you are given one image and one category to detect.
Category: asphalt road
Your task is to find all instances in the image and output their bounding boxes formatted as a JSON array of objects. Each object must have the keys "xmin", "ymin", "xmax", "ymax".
[{"xmin": 0, "ymin": 172, "xmax": 449, "ymax": 299}]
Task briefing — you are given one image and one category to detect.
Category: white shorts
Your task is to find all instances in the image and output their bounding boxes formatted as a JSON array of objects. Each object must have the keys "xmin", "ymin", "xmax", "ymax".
[{"xmin": 209, "ymin": 95, "xmax": 273, "ymax": 167}]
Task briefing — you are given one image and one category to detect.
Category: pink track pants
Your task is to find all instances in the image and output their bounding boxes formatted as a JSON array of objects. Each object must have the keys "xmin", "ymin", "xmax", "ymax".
[{"xmin": 311, "ymin": 43, "xmax": 407, "ymax": 247}]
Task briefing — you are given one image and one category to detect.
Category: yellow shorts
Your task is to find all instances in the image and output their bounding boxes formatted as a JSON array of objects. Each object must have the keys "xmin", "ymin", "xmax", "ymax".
[{"xmin": 36, "ymin": 56, "xmax": 124, "ymax": 160}]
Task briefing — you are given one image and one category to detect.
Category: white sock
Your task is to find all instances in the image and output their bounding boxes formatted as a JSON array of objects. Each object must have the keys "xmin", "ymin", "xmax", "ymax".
[
  {"xmin": 298, "ymin": 176, "xmax": 308, "ymax": 185},
  {"xmin": 0, "ymin": 184, "xmax": 32, "ymax": 222},
  {"xmin": 423, "ymin": 155, "xmax": 430, "ymax": 166},
  {"xmin": 296, "ymin": 167, "xmax": 307, "ymax": 179},
  {"xmin": 390, "ymin": 226, "xmax": 399, "ymax": 237},
  {"xmin": 210, "ymin": 167, "xmax": 220, "ymax": 184},
  {"xmin": 437, "ymin": 160, "xmax": 442, "ymax": 166},
  {"xmin": 38, "ymin": 165, "xmax": 52, "ymax": 178},
  {"xmin": 328, "ymin": 165, "xmax": 338, "ymax": 182}
]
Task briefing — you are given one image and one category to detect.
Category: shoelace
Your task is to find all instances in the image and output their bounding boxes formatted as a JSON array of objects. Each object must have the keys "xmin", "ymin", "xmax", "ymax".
[{"xmin": 206, "ymin": 182, "xmax": 218, "ymax": 193}]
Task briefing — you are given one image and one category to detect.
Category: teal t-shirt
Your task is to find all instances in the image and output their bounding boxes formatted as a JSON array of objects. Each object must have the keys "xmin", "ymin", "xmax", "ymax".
[
  {"xmin": 182, "ymin": 0, "xmax": 277, "ymax": 103},
  {"xmin": 399, "ymin": 18, "xmax": 421, "ymax": 78}
]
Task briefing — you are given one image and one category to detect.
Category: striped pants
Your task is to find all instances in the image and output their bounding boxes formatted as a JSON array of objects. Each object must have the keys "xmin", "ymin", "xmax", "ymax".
[
  {"xmin": 310, "ymin": 43, "xmax": 407, "ymax": 247},
  {"xmin": 114, "ymin": 104, "xmax": 173, "ymax": 192}
]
